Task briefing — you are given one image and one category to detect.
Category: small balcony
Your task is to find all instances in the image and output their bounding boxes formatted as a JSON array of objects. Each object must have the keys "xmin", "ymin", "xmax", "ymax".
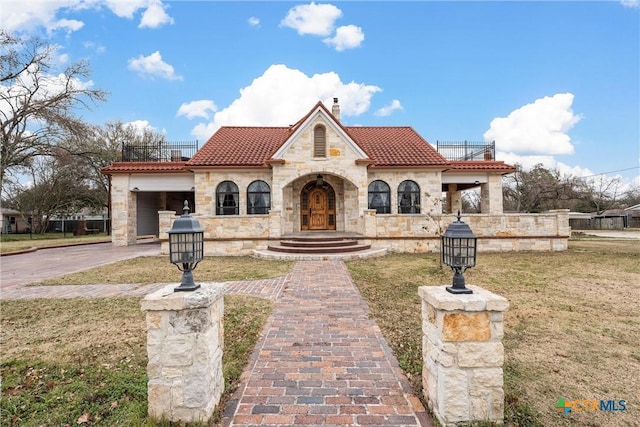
[
  {"xmin": 121, "ymin": 141, "xmax": 199, "ymax": 162},
  {"xmin": 436, "ymin": 141, "xmax": 495, "ymax": 161}
]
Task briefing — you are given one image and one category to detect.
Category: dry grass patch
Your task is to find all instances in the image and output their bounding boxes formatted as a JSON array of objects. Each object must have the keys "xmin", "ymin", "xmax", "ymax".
[
  {"xmin": 346, "ymin": 239, "xmax": 639, "ymax": 427},
  {"xmin": 1, "ymin": 295, "xmax": 272, "ymax": 426},
  {"xmin": 34, "ymin": 256, "xmax": 294, "ymax": 286},
  {"xmin": 0, "ymin": 234, "xmax": 110, "ymax": 254}
]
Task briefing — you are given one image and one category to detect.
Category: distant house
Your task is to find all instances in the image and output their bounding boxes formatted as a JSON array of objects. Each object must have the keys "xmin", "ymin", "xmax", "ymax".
[
  {"xmin": 596, "ymin": 204, "xmax": 640, "ymax": 229},
  {"xmin": 102, "ymin": 99, "xmax": 570, "ymax": 254},
  {"xmin": 0, "ymin": 208, "xmax": 30, "ymax": 234}
]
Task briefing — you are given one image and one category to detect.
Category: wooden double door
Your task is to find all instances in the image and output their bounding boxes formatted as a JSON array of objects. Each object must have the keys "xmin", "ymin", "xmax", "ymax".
[{"xmin": 301, "ymin": 186, "xmax": 336, "ymax": 231}]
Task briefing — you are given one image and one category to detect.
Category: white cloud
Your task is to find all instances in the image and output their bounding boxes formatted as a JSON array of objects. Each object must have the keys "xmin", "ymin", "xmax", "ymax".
[
  {"xmin": 187, "ymin": 64, "xmax": 381, "ymax": 140},
  {"xmin": 280, "ymin": 2, "xmax": 342, "ymax": 36},
  {"xmin": 127, "ymin": 51, "xmax": 182, "ymax": 81},
  {"xmin": 177, "ymin": 100, "xmax": 217, "ymax": 120},
  {"xmin": 123, "ymin": 119, "xmax": 158, "ymax": 136},
  {"xmin": 323, "ymin": 25, "xmax": 364, "ymax": 51},
  {"xmin": 0, "ymin": 0, "xmax": 173, "ymax": 33},
  {"xmin": 0, "ymin": 1, "xmax": 84, "ymax": 33},
  {"xmin": 374, "ymin": 99, "xmax": 403, "ymax": 117},
  {"xmin": 139, "ymin": 0, "xmax": 174, "ymax": 28},
  {"xmin": 484, "ymin": 93, "xmax": 581, "ymax": 156},
  {"xmin": 248, "ymin": 16, "xmax": 260, "ymax": 27},
  {"xmin": 83, "ymin": 41, "xmax": 106, "ymax": 54},
  {"xmin": 620, "ymin": 0, "xmax": 639, "ymax": 8},
  {"xmin": 103, "ymin": 0, "xmax": 149, "ymax": 19}
]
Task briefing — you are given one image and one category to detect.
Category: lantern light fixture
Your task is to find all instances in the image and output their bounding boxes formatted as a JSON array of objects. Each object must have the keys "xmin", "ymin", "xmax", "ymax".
[
  {"xmin": 168, "ymin": 200, "xmax": 204, "ymax": 292},
  {"xmin": 441, "ymin": 211, "xmax": 477, "ymax": 294}
]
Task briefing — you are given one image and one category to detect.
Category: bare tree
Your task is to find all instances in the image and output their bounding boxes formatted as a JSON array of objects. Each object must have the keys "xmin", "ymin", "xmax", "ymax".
[
  {"xmin": 5, "ymin": 153, "xmax": 103, "ymax": 233},
  {"xmin": 503, "ymin": 164, "xmax": 584, "ymax": 213},
  {"xmin": 579, "ymin": 174, "xmax": 624, "ymax": 214},
  {"xmin": 0, "ymin": 30, "xmax": 107, "ymax": 196}
]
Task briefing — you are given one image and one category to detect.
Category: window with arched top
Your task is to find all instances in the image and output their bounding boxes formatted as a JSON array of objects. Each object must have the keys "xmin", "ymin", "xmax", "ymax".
[
  {"xmin": 314, "ymin": 125, "xmax": 326, "ymax": 157},
  {"xmin": 247, "ymin": 180, "xmax": 271, "ymax": 215},
  {"xmin": 216, "ymin": 181, "xmax": 239, "ymax": 215},
  {"xmin": 368, "ymin": 180, "xmax": 391, "ymax": 214},
  {"xmin": 398, "ymin": 180, "xmax": 421, "ymax": 214}
]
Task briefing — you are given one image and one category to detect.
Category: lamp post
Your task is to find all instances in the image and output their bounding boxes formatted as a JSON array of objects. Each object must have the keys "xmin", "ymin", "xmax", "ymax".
[
  {"xmin": 441, "ymin": 211, "xmax": 477, "ymax": 294},
  {"xmin": 168, "ymin": 200, "xmax": 204, "ymax": 292}
]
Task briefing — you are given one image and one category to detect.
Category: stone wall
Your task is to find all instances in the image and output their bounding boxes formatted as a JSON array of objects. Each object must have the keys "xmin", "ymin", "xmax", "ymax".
[{"xmin": 158, "ymin": 210, "xmax": 570, "ymax": 255}]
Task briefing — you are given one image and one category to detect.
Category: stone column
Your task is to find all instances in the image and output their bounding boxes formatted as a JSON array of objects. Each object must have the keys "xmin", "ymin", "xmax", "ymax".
[
  {"xmin": 446, "ymin": 184, "xmax": 462, "ymax": 214},
  {"xmin": 362, "ymin": 208, "xmax": 377, "ymax": 237},
  {"xmin": 141, "ymin": 283, "xmax": 225, "ymax": 423},
  {"xmin": 419, "ymin": 285, "xmax": 509, "ymax": 426},
  {"xmin": 480, "ymin": 175, "xmax": 504, "ymax": 215}
]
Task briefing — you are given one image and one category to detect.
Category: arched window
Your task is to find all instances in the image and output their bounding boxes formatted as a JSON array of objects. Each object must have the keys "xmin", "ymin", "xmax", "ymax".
[
  {"xmin": 398, "ymin": 180, "xmax": 421, "ymax": 214},
  {"xmin": 368, "ymin": 180, "xmax": 391, "ymax": 214},
  {"xmin": 247, "ymin": 180, "xmax": 271, "ymax": 215},
  {"xmin": 216, "ymin": 181, "xmax": 239, "ymax": 215},
  {"xmin": 313, "ymin": 125, "xmax": 326, "ymax": 157}
]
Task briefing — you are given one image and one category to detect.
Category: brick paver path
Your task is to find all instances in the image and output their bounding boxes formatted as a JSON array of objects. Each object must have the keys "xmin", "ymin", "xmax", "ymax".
[
  {"xmin": 1, "ymin": 246, "xmax": 429, "ymax": 426},
  {"xmin": 225, "ymin": 260, "xmax": 428, "ymax": 426}
]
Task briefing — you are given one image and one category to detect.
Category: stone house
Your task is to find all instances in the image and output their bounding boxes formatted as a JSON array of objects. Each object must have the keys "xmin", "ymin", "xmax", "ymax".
[{"xmin": 102, "ymin": 99, "xmax": 570, "ymax": 255}]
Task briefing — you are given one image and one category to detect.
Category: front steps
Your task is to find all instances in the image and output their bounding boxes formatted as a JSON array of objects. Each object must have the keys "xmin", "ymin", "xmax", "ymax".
[{"xmin": 253, "ymin": 232, "xmax": 387, "ymax": 260}]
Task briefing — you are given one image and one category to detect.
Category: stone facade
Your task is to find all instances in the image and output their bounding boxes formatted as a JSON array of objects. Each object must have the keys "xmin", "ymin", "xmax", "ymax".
[
  {"xmin": 419, "ymin": 285, "xmax": 509, "ymax": 426},
  {"xmin": 141, "ymin": 283, "xmax": 225, "ymax": 423},
  {"xmin": 105, "ymin": 101, "xmax": 570, "ymax": 254},
  {"xmin": 155, "ymin": 209, "xmax": 570, "ymax": 255}
]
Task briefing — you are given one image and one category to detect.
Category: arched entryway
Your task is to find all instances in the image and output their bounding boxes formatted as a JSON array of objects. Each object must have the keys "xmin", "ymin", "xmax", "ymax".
[{"xmin": 300, "ymin": 179, "xmax": 336, "ymax": 231}]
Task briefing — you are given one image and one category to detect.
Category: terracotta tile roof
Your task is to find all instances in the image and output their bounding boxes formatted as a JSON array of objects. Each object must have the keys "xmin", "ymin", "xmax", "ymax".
[
  {"xmin": 187, "ymin": 127, "xmax": 292, "ymax": 167},
  {"xmin": 102, "ymin": 102, "xmax": 515, "ymax": 175},
  {"xmin": 345, "ymin": 126, "xmax": 448, "ymax": 167},
  {"xmin": 101, "ymin": 162, "xmax": 189, "ymax": 174},
  {"xmin": 446, "ymin": 161, "xmax": 517, "ymax": 173},
  {"xmin": 187, "ymin": 124, "xmax": 447, "ymax": 168}
]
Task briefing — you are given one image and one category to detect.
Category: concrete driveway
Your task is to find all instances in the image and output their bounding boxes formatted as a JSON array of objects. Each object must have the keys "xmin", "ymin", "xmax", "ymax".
[
  {"xmin": 574, "ymin": 230, "xmax": 640, "ymax": 239},
  {"xmin": 0, "ymin": 242, "xmax": 161, "ymax": 288}
]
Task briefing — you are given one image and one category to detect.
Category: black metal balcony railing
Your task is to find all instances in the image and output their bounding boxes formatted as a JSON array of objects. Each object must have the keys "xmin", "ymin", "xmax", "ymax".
[
  {"xmin": 436, "ymin": 141, "xmax": 495, "ymax": 161},
  {"xmin": 121, "ymin": 141, "xmax": 199, "ymax": 162}
]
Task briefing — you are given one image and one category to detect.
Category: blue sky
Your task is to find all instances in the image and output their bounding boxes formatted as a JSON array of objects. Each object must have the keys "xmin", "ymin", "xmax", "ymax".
[{"xmin": 2, "ymin": 1, "xmax": 639, "ymax": 186}]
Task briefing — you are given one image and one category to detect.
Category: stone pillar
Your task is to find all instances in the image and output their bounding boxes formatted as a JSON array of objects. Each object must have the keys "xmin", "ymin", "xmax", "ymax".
[
  {"xmin": 446, "ymin": 184, "xmax": 462, "ymax": 214},
  {"xmin": 269, "ymin": 210, "xmax": 282, "ymax": 238},
  {"xmin": 362, "ymin": 208, "xmax": 377, "ymax": 237},
  {"xmin": 141, "ymin": 283, "xmax": 225, "ymax": 423},
  {"xmin": 110, "ymin": 175, "xmax": 137, "ymax": 246},
  {"xmin": 419, "ymin": 285, "xmax": 509, "ymax": 426},
  {"xmin": 480, "ymin": 175, "xmax": 504, "ymax": 215}
]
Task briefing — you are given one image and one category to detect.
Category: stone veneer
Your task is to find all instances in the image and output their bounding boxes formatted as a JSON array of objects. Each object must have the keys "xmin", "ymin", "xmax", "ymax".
[
  {"xmin": 156, "ymin": 209, "xmax": 569, "ymax": 255},
  {"xmin": 141, "ymin": 283, "xmax": 225, "ymax": 423},
  {"xmin": 419, "ymin": 285, "xmax": 509, "ymax": 426}
]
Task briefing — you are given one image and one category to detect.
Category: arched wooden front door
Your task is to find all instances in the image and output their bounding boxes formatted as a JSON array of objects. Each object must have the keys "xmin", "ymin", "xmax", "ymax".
[{"xmin": 301, "ymin": 183, "xmax": 336, "ymax": 231}]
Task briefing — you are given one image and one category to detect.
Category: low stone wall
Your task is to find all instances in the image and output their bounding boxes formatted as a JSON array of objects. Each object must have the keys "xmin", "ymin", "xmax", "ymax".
[{"xmin": 158, "ymin": 210, "xmax": 570, "ymax": 255}]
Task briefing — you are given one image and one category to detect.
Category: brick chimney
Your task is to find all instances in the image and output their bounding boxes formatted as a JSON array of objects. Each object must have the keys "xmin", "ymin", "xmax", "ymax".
[{"xmin": 331, "ymin": 97, "xmax": 340, "ymax": 121}]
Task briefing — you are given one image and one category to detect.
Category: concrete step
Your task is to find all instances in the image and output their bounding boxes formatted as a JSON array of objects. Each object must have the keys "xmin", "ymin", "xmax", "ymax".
[
  {"xmin": 253, "ymin": 246, "xmax": 388, "ymax": 261},
  {"xmin": 279, "ymin": 239, "xmax": 359, "ymax": 248},
  {"xmin": 267, "ymin": 242, "xmax": 371, "ymax": 254}
]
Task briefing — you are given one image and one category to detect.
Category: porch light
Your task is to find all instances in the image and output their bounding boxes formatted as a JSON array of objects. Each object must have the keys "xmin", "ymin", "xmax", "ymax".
[
  {"xmin": 168, "ymin": 200, "xmax": 204, "ymax": 292},
  {"xmin": 316, "ymin": 174, "xmax": 324, "ymax": 187},
  {"xmin": 441, "ymin": 211, "xmax": 477, "ymax": 294}
]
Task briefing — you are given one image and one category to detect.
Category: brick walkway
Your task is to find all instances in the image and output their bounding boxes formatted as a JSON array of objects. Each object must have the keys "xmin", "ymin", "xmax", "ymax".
[
  {"xmin": 1, "ymin": 249, "xmax": 430, "ymax": 426},
  {"xmin": 224, "ymin": 261, "xmax": 429, "ymax": 426}
]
